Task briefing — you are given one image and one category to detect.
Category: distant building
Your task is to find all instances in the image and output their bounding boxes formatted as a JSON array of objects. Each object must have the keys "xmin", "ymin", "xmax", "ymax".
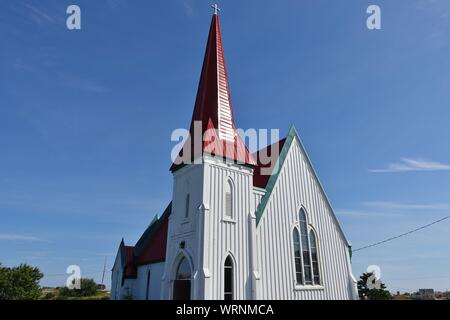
[
  {"xmin": 417, "ymin": 289, "xmax": 435, "ymax": 300},
  {"xmin": 97, "ymin": 284, "xmax": 106, "ymax": 291}
]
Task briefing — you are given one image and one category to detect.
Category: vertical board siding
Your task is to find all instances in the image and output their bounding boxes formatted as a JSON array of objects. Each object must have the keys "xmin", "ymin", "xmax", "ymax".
[
  {"xmin": 256, "ymin": 139, "xmax": 353, "ymax": 300},
  {"xmin": 203, "ymin": 162, "xmax": 254, "ymax": 300}
]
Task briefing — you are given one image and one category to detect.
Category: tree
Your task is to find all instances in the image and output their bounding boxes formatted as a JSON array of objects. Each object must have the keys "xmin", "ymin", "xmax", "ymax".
[
  {"xmin": 0, "ymin": 263, "xmax": 43, "ymax": 300},
  {"xmin": 357, "ymin": 272, "xmax": 392, "ymax": 300},
  {"xmin": 58, "ymin": 278, "xmax": 98, "ymax": 298}
]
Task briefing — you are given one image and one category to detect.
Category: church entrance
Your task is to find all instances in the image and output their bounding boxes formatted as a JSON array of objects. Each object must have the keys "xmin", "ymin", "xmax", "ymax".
[{"xmin": 173, "ymin": 257, "xmax": 191, "ymax": 300}]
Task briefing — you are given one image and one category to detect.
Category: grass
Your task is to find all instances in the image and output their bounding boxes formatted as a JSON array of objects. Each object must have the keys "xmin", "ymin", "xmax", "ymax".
[{"xmin": 41, "ymin": 288, "xmax": 110, "ymax": 300}]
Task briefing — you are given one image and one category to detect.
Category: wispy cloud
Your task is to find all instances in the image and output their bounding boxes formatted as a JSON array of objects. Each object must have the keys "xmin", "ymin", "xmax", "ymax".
[
  {"xmin": 362, "ymin": 201, "xmax": 450, "ymax": 211},
  {"xmin": 22, "ymin": 3, "xmax": 56, "ymax": 25},
  {"xmin": 337, "ymin": 201, "xmax": 450, "ymax": 218},
  {"xmin": 60, "ymin": 74, "xmax": 109, "ymax": 93},
  {"xmin": 0, "ymin": 234, "xmax": 46, "ymax": 242},
  {"xmin": 369, "ymin": 158, "xmax": 450, "ymax": 173},
  {"xmin": 182, "ymin": 1, "xmax": 195, "ymax": 18},
  {"xmin": 0, "ymin": 190, "xmax": 165, "ymax": 224},
  {"xmin": 335, "ymin": 209, "xmax": 398, "ymax": 218}
]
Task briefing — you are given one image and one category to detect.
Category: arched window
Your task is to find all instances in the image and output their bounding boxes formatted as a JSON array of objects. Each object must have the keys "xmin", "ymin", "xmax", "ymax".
[
  {"xmin": 145, "ymin": 269, "xmax": 151, "ymax": 300},
  {"xmin": 173, "ymin": 257, "xmax": 191, "ymax": 300},
  {"xmin": 292, "ymin": 228, "xmax": 303, "ymax": 285},
  {"xmin": 224, "ymin": 256, "xmax": 234, "ymax": 300},
  {"xmin": 225, "ymin": 180, "xmax": 233, "ymax": 218},
  {"xmin": 176, "ymin": 257, "xmax": 191, "ymax": 280},
  {"xmin": 299, "ymin": 208, "xmax": 313, "ymax": 284},
  {"xmin": 293, "ymin": 209, "xmax": 321, "ymax": 286},
  {"xmin": 310, "ymin": 230, "xmax": 320, "ymax": 285},
  {"xmin": 185, "ymin": 194, "xmax": 190, "ymax": 218}
]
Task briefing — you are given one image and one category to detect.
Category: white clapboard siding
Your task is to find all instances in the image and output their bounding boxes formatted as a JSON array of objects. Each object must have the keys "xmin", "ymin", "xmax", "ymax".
[
  {"xmin": 202, "ymin": 158, "xmax": 254, "ymax": 300},
  {"xmin": 256, "ymin": 137, "xmax": 355, "ymax": 300}
]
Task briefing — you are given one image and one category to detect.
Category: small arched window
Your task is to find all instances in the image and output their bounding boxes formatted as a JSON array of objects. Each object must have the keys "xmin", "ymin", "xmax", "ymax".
[
  {"xmin": 185, "ymin": 194, "xmax": 190, "ymax": 218},
  {"xmin": 176, "ymin": 257, "xmax": 191, "ymax": 280},
  {"xmin": 225, "ymin": 180, "xmax": 233, "ymax": 218},
  {"xmin": 145, "ymin": 269, "xmax": 151, "ymax": 300},
  {"xmin": 224, "ymin": 256, "xmax": 234, "ymax": 300},
  {"xmin": 292, "ymin": 228, "xmax": 303, "ymax": 285},
  {"xmin": 173, "ymin": 257, "xmax": 191, "ymax": 300},
  {"xmin": 310, "ymin": 230, "xmax": 320, "ymax": 285}
]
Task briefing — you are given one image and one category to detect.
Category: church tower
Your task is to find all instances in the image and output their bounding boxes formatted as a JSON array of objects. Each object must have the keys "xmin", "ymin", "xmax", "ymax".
[
  {"xmin": 161, "ymin": 9, "xmax": 258, "ymax": 300},
  {"xmin": 112, "ymin": 5, "xmax": 358, "ymax": 301}
]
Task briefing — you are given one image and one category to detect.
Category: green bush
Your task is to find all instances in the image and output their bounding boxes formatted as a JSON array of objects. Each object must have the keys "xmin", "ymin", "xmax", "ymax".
[
  {"xmin": 58, "ymin": 278, "xmax": 99, "ymax": 298},
  {"xmin": 0, "ymin": 263, "xmax": 43, "ymax": 300},
  {"xmin": 357, "ymin": 272, "xmax": 392, "ymax": 300}
]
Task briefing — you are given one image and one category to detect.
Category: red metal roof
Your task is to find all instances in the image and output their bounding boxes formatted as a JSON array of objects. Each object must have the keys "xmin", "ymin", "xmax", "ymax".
[
  {"xmin": 134, "ymin": 213, "xmax": 169, "ymax": 266},
  {"xmin": 171, "ymin": 14, "xmax": 256, "ymax": 171},
  {"xmin": 124, "ymin": 246, "xmax": 137, "ymax": 278},
  {"xmin": 253, "ymin": 138, "xmax": 286, "ymax": 189},
  {"xmin": 120, "ymin": 203, "xmax": 171, "ymax": 277}
]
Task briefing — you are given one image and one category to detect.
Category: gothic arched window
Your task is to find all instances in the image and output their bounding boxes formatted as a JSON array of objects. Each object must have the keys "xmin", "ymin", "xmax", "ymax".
[
  {"xmin": 310, "ymin": 229, "xmax": 320, "ymax": 285},
  {"xmin": 293, "ymin": 208, "xmax": 321, "ymax": 286},
  {"xmin": 173, "ymin": 257, "xmax": 191, "ymax": 300},
  {"xmin": 299, "ymin": 208, "xmax": 313, "ymax": 284},
  {"xmin": 224, "ymin": 256, "xmax": 234, "ymax": 300},
  {"xmin": 225, "ymin": 180, "xmax": 233, "ymax": 218},
  {"xmin": 176, "ymin": 257, "xmax": 191, "ymax": 280},
  {"xmin": 292, "ymin": 228, "xmax": 303, "ymax": 285}
]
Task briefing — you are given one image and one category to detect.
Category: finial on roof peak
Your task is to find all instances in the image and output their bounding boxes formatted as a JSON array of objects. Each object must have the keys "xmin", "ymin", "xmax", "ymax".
[{"xmin": 211, "ymin": 4, "xmax": 220, "ymax": 15}]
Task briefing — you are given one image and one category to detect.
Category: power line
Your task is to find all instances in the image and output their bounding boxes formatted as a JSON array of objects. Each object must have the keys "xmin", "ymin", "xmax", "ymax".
[{"xmin": 353, "ymin": 215, "xmax": 450, "ymax": 253}]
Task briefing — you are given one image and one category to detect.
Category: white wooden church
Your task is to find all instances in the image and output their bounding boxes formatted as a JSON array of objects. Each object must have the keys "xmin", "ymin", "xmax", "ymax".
[{"xmin": 111, "ymin": 9, "xmax": 358, "ymax": 300}]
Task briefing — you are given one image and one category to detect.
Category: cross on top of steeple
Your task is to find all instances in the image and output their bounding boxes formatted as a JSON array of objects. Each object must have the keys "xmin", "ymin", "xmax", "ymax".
[{"xmin": 211, "ymin": 4, "xmax": 220, "ymax": 15}]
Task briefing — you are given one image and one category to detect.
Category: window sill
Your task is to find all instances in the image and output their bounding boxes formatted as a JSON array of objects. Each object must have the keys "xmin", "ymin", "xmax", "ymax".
[
  {"xmin": 294, "ymin": 285, "xmax": 324, "ymax": 291},
  {"xmin": 221, "ymin": 218, "xmax": 237, "ymax": 224},
  {"xmin": 181, "ymin": 218, "xmax": 190, "ymax": 225}
]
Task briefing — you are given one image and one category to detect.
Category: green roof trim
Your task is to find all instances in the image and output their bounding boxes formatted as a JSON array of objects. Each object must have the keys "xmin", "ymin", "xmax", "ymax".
[
  {"xmin": 255, "ymin": 126, "xmax": 298, "ymax": 225},
  {"xmin": 134, "ymin": 202, "xmax": 172, "ymax": 256},
  {"xmin": 119, "ymin": 238, "xmax": 126, "ymax": 268},
  {"xmin": 254, "ymin": 126, "xmax": 351, "ymax": 247},
  {"xmin": 149, "ymin": 214, "xmax": 159, "ymax": 226}
]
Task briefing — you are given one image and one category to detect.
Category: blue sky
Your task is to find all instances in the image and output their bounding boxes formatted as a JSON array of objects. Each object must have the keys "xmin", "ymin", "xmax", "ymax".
[{"xmin": 1, "ymin": 0, "xmax": 450, "ymax": 293}]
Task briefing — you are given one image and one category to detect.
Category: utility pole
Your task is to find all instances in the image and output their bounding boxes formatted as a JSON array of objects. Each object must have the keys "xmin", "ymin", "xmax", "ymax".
[{"xmin": 101, "ymin": 256, "xmax": 107, "ymax": 285}]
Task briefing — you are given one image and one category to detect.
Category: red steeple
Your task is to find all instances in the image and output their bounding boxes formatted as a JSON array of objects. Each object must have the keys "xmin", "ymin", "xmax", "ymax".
[{"xmin": 171, "ymin": 12, "xmax": 256, "ymax": 171}]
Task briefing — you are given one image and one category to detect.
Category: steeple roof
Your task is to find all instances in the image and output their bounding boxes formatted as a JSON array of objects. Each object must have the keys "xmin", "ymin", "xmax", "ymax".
[{"xmin": 171, "ymin": 13, "xmax": 256, "ymax": 171}]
